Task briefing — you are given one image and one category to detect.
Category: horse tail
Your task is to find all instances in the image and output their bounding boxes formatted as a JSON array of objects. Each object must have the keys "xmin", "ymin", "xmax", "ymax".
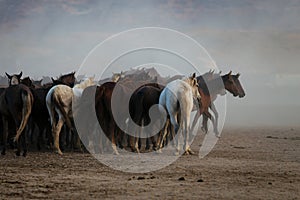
[
  {"xmin": 14, "ymin": 89, "xmax": 33, "ymax": 142},
  {"xmin": 54, "ymin": 93, "xmax": 73, "ymax": 130}
]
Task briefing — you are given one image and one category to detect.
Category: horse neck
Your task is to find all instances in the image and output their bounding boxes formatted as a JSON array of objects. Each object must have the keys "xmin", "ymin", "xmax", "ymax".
[{"xmin": 200, "ymin": 77, "xmax": 224, "ymax": 96}]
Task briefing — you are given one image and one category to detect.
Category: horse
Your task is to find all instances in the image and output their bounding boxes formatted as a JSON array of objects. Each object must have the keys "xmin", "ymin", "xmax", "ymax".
[
  {"xmin": 30, "ymin": 72, "xmax": 77, "ymax": 151},
  {"xmin": 128, "ymin": 83, "xmax": 165, "ymax": 153},
  {"xmin": 32, "ymin": 79, "xmax": 43, "ymax": 88},
  {"xmin": 55, "ymin": 71, "xmax": 76, "ymax": 88},
  {"xmin": 191, "ymin": 71, "xmax": 226, "ymax": 135},
  {"xmin": 21, "ymin": 77, "xmax": 34, "ymax": 88},
  {"xmin": 199, "ymin": 72, "xmax": 246, "ymax": 134},
  {"xmin": 95, "ymin": 82, "xmax": 119, "ymax": 154},
  {"xmin": 93, "ymin": 71, "xmax": 155, "ymax": 154},
  {"xmin": 46, "ymin": 77, "xmax": 95, "ymax": 155},
  {"xmin": 0, "ymin": 72, "xmax": 33, "ymax": 156},
  {"xmin": 159, "ymin": 73, "xmax": 200, "ymax": 155},
  {"xmin": 5, "ymin": 71, "xmax": 22, "ymax": 86},
  {"xmin": 191, "ymin": 71, "xmax": 246, "ymax": 136}
]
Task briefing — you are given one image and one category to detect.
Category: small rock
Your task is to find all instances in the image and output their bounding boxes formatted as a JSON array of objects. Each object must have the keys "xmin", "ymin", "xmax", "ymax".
[
  {"xmin": 137, "ymin": 176, "xmax": 145, "ymax": 180},
  {"xmin": 178, "ymin": 177, "xmax": 185, "ymax": 181},
  {"xmin": 268, "ymin": 182, "xmax": 272, "ymax": 185},
  {"xmin": 197, "ymin": 179, "xmax": 204, "ymax": 182}
]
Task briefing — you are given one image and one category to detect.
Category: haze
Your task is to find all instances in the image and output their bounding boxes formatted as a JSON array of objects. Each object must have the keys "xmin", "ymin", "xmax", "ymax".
[{"xmin": 0, "ymin": 0, "xmax": 299, "ymax": 127}]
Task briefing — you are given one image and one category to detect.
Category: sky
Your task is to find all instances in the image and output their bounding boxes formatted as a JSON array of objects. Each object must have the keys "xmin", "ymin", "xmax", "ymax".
[{"xmin": 0, "ymin": 0, "xmax": 299, "ymax": 127}]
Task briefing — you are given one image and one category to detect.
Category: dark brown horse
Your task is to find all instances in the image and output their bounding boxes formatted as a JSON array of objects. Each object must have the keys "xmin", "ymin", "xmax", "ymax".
[
  {"xmin": 0, "ymin": 72, "xmax": 33, "ymax": 156},
  {"xmin": 128, "ymin": 83, "xmax": 165, "ymax": 152},
  {"xmin": 95, "ymin": 82, "xmax": 119, "ymax": 154}
]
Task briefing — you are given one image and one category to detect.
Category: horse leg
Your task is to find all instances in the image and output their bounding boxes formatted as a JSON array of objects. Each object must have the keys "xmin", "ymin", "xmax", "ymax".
[
  {"xmin": 45, "ymin": 122, "xmax": 52, "ymax": 149},
  {"xmin": 109, "ymin": 122, "xmax": 119, "ymax": 155},
  {"xmin": 53, "ymin": 118, "xmax": 64, "ymax": 155},
  {"xmin": 210, "ymin": 103, "xmax": 219, "ymax": 136},
  {"xmin": 1, "ymin": 117, "xmax": 8, "ymax": 155},
  {"xmin": 157, "ymin": 119, "xmax": 169, "ymax": 151},
  {"xmin": 204, "ymin": 110, "xmax": 218, "ymax": 136},
  {"xmin": 190, "ymin": 109, "xmax": 201, "ymax": 134},
  {"xmin": 14, "ymin": 119, "xmax": 22, "ymax": 156},
  {"xmin": 202, "ymin": 114, "xmax": 208, "ymax": 133},
  {"xmin": 21, "ymin": 129, "xmax": 27, "ymax": 157},
  {"xmin": 183, "ymin": 114, "xmax": 188, "ymax": 154},
  {"xmin": 169, "ymin": 113, "xmax": 180, "ymax": 156}
]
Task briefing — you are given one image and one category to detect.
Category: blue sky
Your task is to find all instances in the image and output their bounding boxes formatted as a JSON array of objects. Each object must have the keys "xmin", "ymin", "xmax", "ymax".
[{"xmin": 0, "ymin": 0, "xmax": 299, "ymax": 126}]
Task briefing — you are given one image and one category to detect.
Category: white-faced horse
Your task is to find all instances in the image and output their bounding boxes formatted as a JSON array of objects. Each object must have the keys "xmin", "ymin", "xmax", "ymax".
[
  {"xmin": 46, "ymin": 77, "xmax": 95, "ymax": 155},
  {"xmin": 159, "ymin": 73, "xmax": 200, "ymax": 155}
]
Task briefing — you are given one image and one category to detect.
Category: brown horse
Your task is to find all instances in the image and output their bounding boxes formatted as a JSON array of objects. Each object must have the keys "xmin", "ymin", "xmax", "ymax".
[
  {"xmin": 95, "ymin": 82, "xmax": 119, "ymax": 154},
  {"xmin": 128, "ymin": 83, "xmax": 165, "ymax": 152},
  {"xmin": 0, "ymin": 72, "xmax": 33, "ymax": 156},
  {"xmin": 200, "ymin": 72, "xmax": 245, "ymax": 133},
  {"xmin": 191, "ymin": 71, "xmax": 245, "ymax": 136},
  {"xmin": 94, "ymin": 70, "xmax": 155, "ymax": 154}
]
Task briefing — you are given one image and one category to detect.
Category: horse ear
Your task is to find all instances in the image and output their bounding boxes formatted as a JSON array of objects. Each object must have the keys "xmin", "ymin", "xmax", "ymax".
[
  {"xmin": 192, "ymin": 72, "xmax": 196, "ymax": 78},
  {"xmin": 236, "ymin": 73, "xmax": 240, "ymax": 78},
  {"xmin": 18, "ymin": 71, "xmax": 23, "ymax": 78},
  {"xmin": 228, "ymin": 70, "xmax": 232, "ymax": 75},
  {"xmin": 5, "ymin": 72, "xmax": 12, "ymax": 79},
  {"xmin": 212, "ymin": 69, "xmax": 215, "ymax": 73},
  {"xmin": 51, "ymin": 77, "xmax": 55, "ymax": 82},
  {"xmin": 219, "ymin": 70, "xmax": 222, "ymax": 74}
]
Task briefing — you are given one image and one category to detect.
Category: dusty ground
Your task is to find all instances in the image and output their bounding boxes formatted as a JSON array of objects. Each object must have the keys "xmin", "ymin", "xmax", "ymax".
[{"xmin": 0, "ymin": 127, "xmax": 299, "ymax": 199}]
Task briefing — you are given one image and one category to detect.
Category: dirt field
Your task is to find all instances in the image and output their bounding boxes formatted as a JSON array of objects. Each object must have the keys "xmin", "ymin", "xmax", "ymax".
[{"xmin": 0, "ymin": 127, "xmax": 299, "ymax": 199}]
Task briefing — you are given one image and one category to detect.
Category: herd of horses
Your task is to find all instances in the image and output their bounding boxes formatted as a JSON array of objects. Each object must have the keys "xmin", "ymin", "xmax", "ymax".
[{"xmin": 0, "ymin": 68, "xmax": 245, "ymax": 157}]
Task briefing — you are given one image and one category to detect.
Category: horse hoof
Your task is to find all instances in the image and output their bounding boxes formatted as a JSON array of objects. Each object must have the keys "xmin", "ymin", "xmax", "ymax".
[
  {"xmin": 13, "ymin": 136, "xmax": 19, "ymax": 143},
  {"xmin": 155, "ymin": 149, "xmax": 162, "ymax": 154},
  {"xmin": 188, "ymin": 149, "xmax": 195, "ymax": 155},
  {"xmin": 55, "ymin": 150, "xmax": 63, "ymax": 155},
  {"xmin": 201, "ymin": 127, "xmax": 208, "ymax": 133}
]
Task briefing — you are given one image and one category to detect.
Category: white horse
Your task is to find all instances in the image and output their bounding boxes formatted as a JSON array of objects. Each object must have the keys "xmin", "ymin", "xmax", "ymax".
[
  {"xmin": 46, "ymin": 77, "xmax": 95, "ymax": 155},
  {"xmin": 159, "ymin": 73, "xmax": 200, "ymax": 155}
]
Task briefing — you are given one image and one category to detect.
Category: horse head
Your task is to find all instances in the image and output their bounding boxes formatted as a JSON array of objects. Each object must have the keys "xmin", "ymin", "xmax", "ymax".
[
  {"xmin": 232, "ymin": 73, "xmax": 245, "ymax": 98},
  {"xmin": 187, "ymin": 73, "xmax": 201, "ymax": 100},
  {"xmin": 33, "ymin": 79, "xmax": 43, "ymax": 88},
  {"xmin": 21, "ymin": 77, "xmax": 34, "ymax": 88},
  {"xmin": 222, "ymin": 71, "xmax": 244, "ymax": 97},
  {"xmin": 58, "ymin": 71, "xmax": 76, "ymax": 87},
  {"xmin": 5, "ymin": 71, "xmax": 22, "ymax": 86}
]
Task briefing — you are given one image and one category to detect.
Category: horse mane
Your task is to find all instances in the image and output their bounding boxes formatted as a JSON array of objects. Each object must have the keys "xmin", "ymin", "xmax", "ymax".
[{"xmin": 58, "ymin": 71, "xmax": 76, "ymax": 80}]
